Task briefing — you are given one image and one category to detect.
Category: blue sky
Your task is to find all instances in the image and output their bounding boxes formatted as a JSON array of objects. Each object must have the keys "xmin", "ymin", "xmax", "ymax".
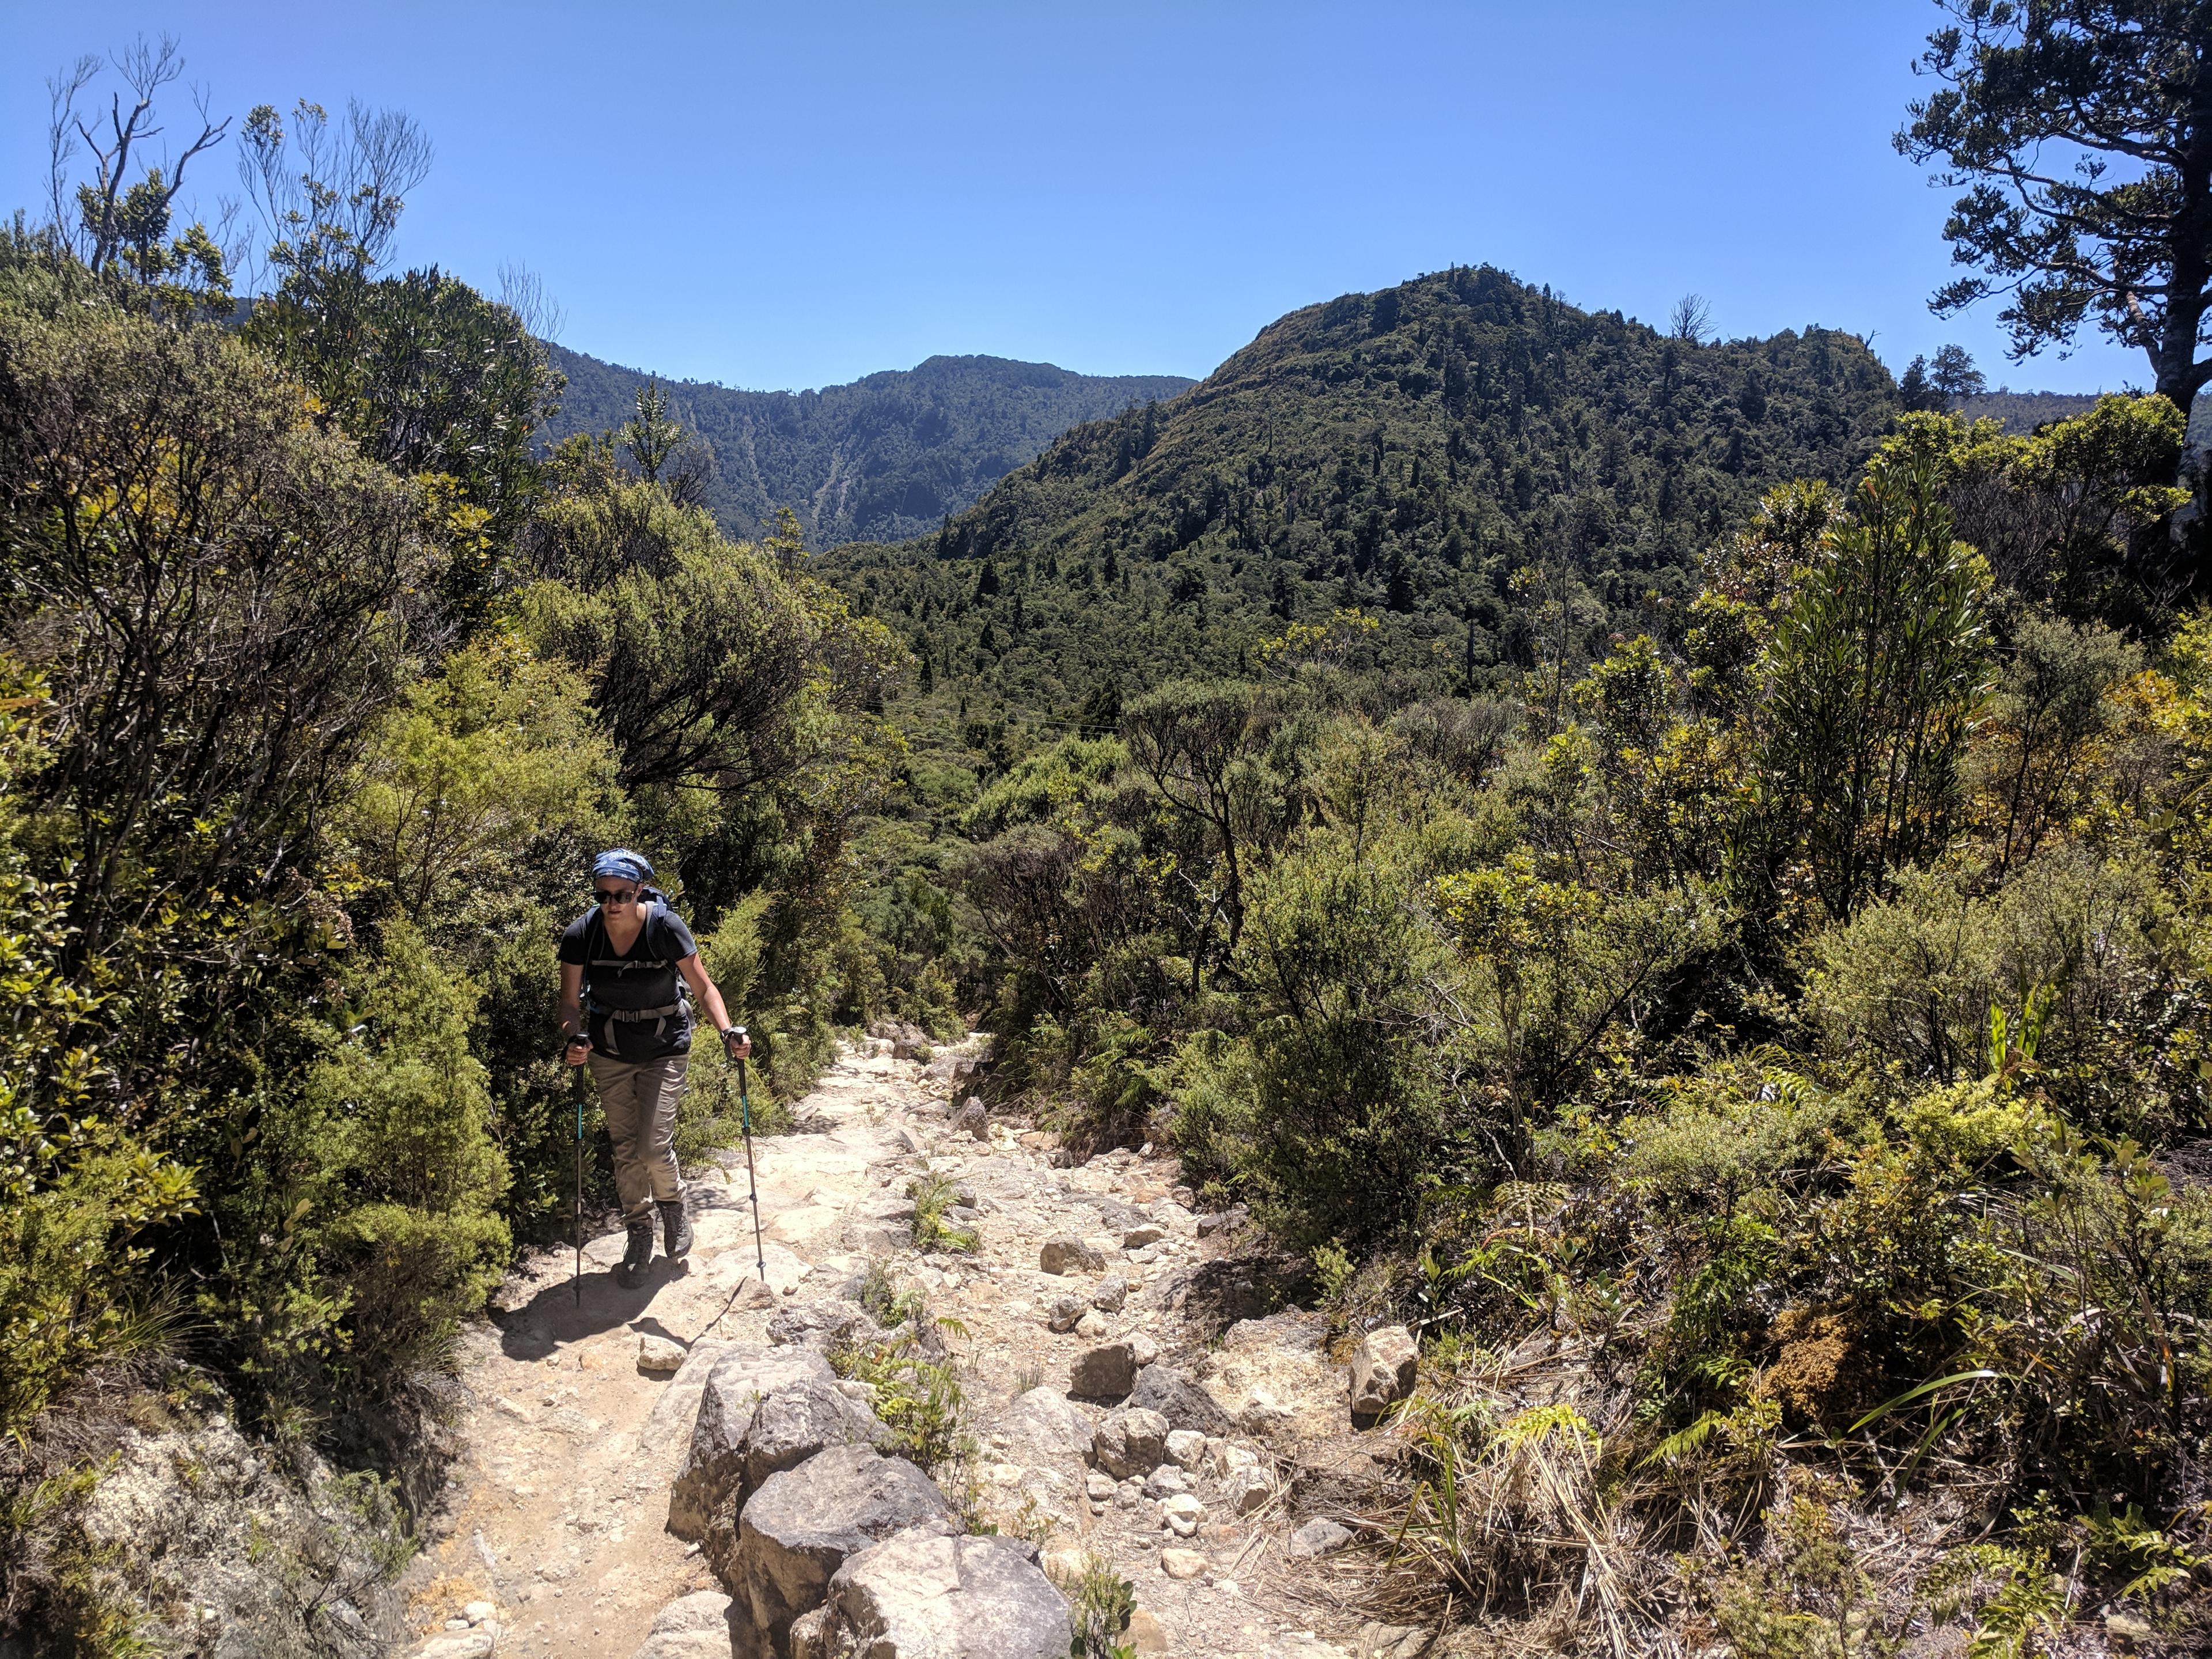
[{"xmin": 0, "ymin": 1, "xmax": 2147, "ymax": 396}]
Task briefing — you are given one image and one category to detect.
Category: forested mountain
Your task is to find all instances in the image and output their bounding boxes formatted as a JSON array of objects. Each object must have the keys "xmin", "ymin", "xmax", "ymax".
[
  {"xmin": 541, "ymin": 344, "xmax": 1192, "ymax": 546},
  {"xmin": 818, "ymin": 267, "xmax": 1900, "ymax": 715}
]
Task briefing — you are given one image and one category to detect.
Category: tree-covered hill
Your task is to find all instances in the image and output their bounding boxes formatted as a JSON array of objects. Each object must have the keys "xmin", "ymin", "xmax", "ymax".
[
  {"xmin": 541, "ymin": 344, "xmax": 1193, "ymax": 546},
  {"xmin": 816, "ymin": 266, "xmax": 1901, "ymax": 716}
]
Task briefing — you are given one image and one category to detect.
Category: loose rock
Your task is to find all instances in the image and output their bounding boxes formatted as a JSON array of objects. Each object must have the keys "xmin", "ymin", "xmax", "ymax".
[
  {"xmin": 1287, "ymin": 1518, "xmax": 1354, "ymax": 1558},
  {"xmin": 1224, "ymin": 1466, "xmax": 1272, "ymax": 1515},
  {"xmin": 951, "ymin": 1098, "xmax": 988, "ymax": 1139},
  {"xmin": 1159, "ymin": 1547, "xmax": 1207, "ymax": 1581},
  {"xmin": 1127, "ymin": 1363, "xmax": 1232, "ymax": 1436},
  {"xmin": 637, "ymin": 1335, "xmax": 687, "ymax": 1376},
  {"xmin": 1069, "ymin": 1340, "xmax": 1142, "ymax": 1403},
  {"xmin": 1349, "ymin": 1325, "xmax": 1419, "ymax": 1423},
  {"xmin": 1163, "ymin": 1429, "xmax": 1206, "ymax": 1470},
  {"xmin": 766, "ymin": 1298, "xmax": 886, "ymax": 1353},
  {"xmin": 627, "ymin": 1590, "xmax": 734, "ymax": 1658},
  {"xmin": 1046, "ymin": 1294, "xmax": 1085, "ymax": 1333},
  {"xmin": 1039, "ymin": 1233, "xmax": 1104, "ymax": 1275},
  {"xmin": 1159, "ymin": 1493, "xmax": 1204, "ymax": 1536},
  {"xmin": 1123, "ymin": 1224, "xmax": 1165, "ymax": 1249},
  {"xmin": 1092, "ymin": 1407, "xmax": 1170, "ymax": 1480},
  {"xmin": 1090, "ymin": 1273, "xmax": 1129, "ymax": 1313}
]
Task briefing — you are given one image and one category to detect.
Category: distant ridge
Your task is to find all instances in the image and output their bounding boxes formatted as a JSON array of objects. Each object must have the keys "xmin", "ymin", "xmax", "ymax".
[
  {"xmin": 819, "ymin": 266, "xmax": 1900, "ymax": 713},
  {"xmin": 539, "ymin": 345, "xmax": 1194, "ymax": 547},
  {"xmin": 1959, "ymin": 387, "xmax": 2212, "ymax": 446}
]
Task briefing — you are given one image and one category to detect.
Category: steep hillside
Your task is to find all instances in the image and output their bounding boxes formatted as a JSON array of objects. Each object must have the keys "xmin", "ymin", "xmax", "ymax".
[
  {"xmin": 542, "ymin": 345, "xmax": 1193, "ymax": 546},
  {"xmin": 818, "ymin": 266, "xmax": 1899, "ymax": 714}
]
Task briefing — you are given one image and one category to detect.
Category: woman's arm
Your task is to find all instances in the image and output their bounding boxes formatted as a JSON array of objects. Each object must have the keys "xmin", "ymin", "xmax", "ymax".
[
  {"xmin": 558, "ymin": 961, "xmax": 589, "ymax": 1065},
  {"xmin": 679, "ymin": 953, "xmax": 752, "ymax": 1057}
]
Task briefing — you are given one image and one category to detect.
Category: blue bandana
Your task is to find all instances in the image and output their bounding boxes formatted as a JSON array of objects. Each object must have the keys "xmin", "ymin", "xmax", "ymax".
[{"xmin": 592, "ymin": 849, "xmax": 655, "ymax": 884}]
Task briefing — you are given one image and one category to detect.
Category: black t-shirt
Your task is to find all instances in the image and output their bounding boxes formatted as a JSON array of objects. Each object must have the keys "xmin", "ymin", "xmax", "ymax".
[{"xmin": 559, "ymin": 902, "xmax": 700, "ymax": 1061}]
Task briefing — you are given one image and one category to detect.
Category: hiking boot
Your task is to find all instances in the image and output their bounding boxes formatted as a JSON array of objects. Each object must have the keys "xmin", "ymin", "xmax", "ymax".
[
  {"xmin": 616, "ymin": 1219, "xmax": 656, "ymax": 1286},
  {"xmin": 660, "ymin": 1199, "xmax": 693, "ymax": 1260}
]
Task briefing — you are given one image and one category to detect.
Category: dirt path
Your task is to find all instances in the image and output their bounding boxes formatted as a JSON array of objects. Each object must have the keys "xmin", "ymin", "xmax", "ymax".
[{"xmin": 397, "ymin": 1042, "xmax": 1381, "ymax": 1659}]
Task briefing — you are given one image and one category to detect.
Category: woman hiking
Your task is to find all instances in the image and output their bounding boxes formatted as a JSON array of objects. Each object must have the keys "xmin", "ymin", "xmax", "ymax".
[{"xmin": 558, "ymin": 849, "xmax": 751, "ymax": 1288}]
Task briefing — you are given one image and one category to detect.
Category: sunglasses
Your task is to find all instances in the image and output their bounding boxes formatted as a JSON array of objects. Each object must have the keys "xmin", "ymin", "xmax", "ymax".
[{"xmin": 593, "ymin": 887, "xmax": 639, "ymax": 904}]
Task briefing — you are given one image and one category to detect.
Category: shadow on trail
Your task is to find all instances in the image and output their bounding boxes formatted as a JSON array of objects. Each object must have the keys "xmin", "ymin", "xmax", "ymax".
[{"xmin": 491, "ymin": 1252, "xmax": 702, "ymax": 1361}]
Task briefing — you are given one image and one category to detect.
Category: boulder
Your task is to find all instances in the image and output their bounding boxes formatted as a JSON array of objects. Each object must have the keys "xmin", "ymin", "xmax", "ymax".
[
  {"xmin": 1089, "ymin": 1274, "xmax": 1128, "ymax": 1313},
  {"xmin": 727, "ymin": 1445, "xmax": 955, "ymax": 1652},
  {"xmin": 1287, "ymin": 1518, "xmax": 1354, "ymax": 1558},
  {"xmin": 1068, "ymin": 1340, "xmax": 1141, "ymax": 1402},
  {"xmin": 743, "ymin": 1377, "xmax": 888, "ymax": 1495},
  {"xmin": 668, "ymin": 1343, "xmax": 836, "ymax": 1541},
  {"xmin": 704, "ymin": 1376, "xmax": 889, "ymax": 1585},
  {"xmin": 766, "ymin": 1299, "xmax": 886, "ymax": 1354},
  {"xmin": 1039, "ymin": 1233, "xmax": 1103, "ymax": 1275},
  {"xmin": 1122, "ymin": 1224, "xmax": 1166, "ymax": 1250},
  {"xmin": 950, "ymin": 1098, "xmax": 988, "ymax": 1139},
  {"xmin": 1349, "ymin": 1325, "xmax": 1419, "ymax": 1424},
  {"xmin": 628, "ymin": 1590, "xmax": 734, "ymax": 1659},
  {"xmin": 1128, "ymin": 1364, "xmax": 1232, "ymax": 1436},
  {"xmin": 1162, "ymin": 1429, "xmax": 1206, "ymax": 1470},
  {"xmin": 991, "ymin": 1388, "xmax": 1095, "ymax": 1464},
  {"xmin": 1045, "ymin": 1294, "xmax": 1085, "ymax": 1334},
  {"xmin": 802, "ymin": 1531, "xmax": 1070, "ymax": 1659},
  {"xmin": 1091, "ymin": 1408, "xmax": 1169, "ymax": 1480},
  {"xmin": 891, "ymin": 1024, "xmax": 928, "ymax": 1060}
]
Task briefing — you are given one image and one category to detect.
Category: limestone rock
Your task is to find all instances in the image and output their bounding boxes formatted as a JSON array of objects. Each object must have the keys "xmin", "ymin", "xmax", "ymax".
[
  {"xmin": 1092, "ymin": 1408, "xmax": 1169, "ymax": 1480},
  {"xmin": 1349, "ymin": 1325, "xmax": 1419, "ymax": 1423},
  {"xmin": 1046, "ymin": 1294, "xmax": 1085, "ymax": 1334},
  {"xmin": 1126, "ymin": 1332, "xmax": 1159, "ymax": 1368},
  {"xmin": 1159, "ymin": 1547, "xmax": 1207, "ymax": 1580},
  {"xmin": 728, "ymin": 1444, "xmax": 956, "ymax": 1654},
  {"xmin": 1069, "ymin": 1340, "xmax": 1141, "ymax": 1402},
  {"xmin": 638, "ymin": 1335, "xmax": 687, "ymax": 1376},
  {"xmin": 1089, "ymin": 1273, "xmax": 1128, "ymax": 1313},
  {"xmin": 1142, "ymin": 1466, "xmax": 1190, "ymax": 1498},
  {"xmin": 1158, "ymin": 1493, "xmax": 1203, "ymax": 1536},
  {"xmin": 1127, "ymin": 1363, "xmax": 1232, "ymax": 1436},
  {"xmin": 1039, "ymin": 1233, "xmax": 1104, "ymax": 1275},
  {"xmin": 1287, "ymin": 1518, "xmax": 1354, "ymax": 1558},
  {"xmin": 807, "ymin": 1530, "xmax": 1070, "ymax": 1658},
  {"xmin": 628, "ymin": 1590, "xmax": 734, "ymax": 1658},
  {"xmin": 668, "ymin": 1343, "xmax": 837, "ymax": 1541},
  {"xmin": 889, "ymin": 1023, "xmax": 928, "ymax": 1060},
  {"xmin": 1122, "ymin": 1224, "xmax": 1165, "ymax": 1249},
  {"xmin": 951, "ymin": 1097, "xmax": 988, "ymax": 1139},
  {"xmin": 1224, "ymin": 1465, "xmax": 1273, "ymax": 1515},
  {"xmin": 1074, "ymin": 1309, "xmax": 1109, "ymax": 1339},
  {"xmin": 1163, "ymin": 1429, "xmax": 1206, "ymax": 1470},
  {"xmin": 766, "ymin": 1298, "xmax": 886, "ymax": 1354},
  {"xmin": 992, "ymin": 1387, "xmax": 1096, "ymax": 1464}
]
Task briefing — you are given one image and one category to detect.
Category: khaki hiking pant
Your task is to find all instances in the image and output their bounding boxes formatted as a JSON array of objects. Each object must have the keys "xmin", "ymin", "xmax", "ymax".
[{"xmin": 588, "ymin": 1051, "xmax": 688, "ymax": 1225}]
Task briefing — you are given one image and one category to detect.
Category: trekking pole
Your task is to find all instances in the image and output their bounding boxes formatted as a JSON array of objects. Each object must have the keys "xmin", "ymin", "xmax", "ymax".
[
  {"xmin": 734, "ymin": 1036, "xmax": 768, "ymax": 1285},
  {"xmin": 571, "ymin": 1046, "xmax": 586, "ymax": 1307}
]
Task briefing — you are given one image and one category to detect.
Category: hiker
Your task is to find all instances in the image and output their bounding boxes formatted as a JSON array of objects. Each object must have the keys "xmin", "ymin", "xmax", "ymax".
[{"xmin": 558, "ymin": 849, "xmax": 751, "ymax": 1287}]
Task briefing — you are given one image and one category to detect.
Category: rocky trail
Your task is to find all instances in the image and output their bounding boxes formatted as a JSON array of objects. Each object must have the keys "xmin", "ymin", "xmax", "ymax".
[{"xmin": 393, "ymin": 1039, "xmax": 1428, "ymax": 1659}]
